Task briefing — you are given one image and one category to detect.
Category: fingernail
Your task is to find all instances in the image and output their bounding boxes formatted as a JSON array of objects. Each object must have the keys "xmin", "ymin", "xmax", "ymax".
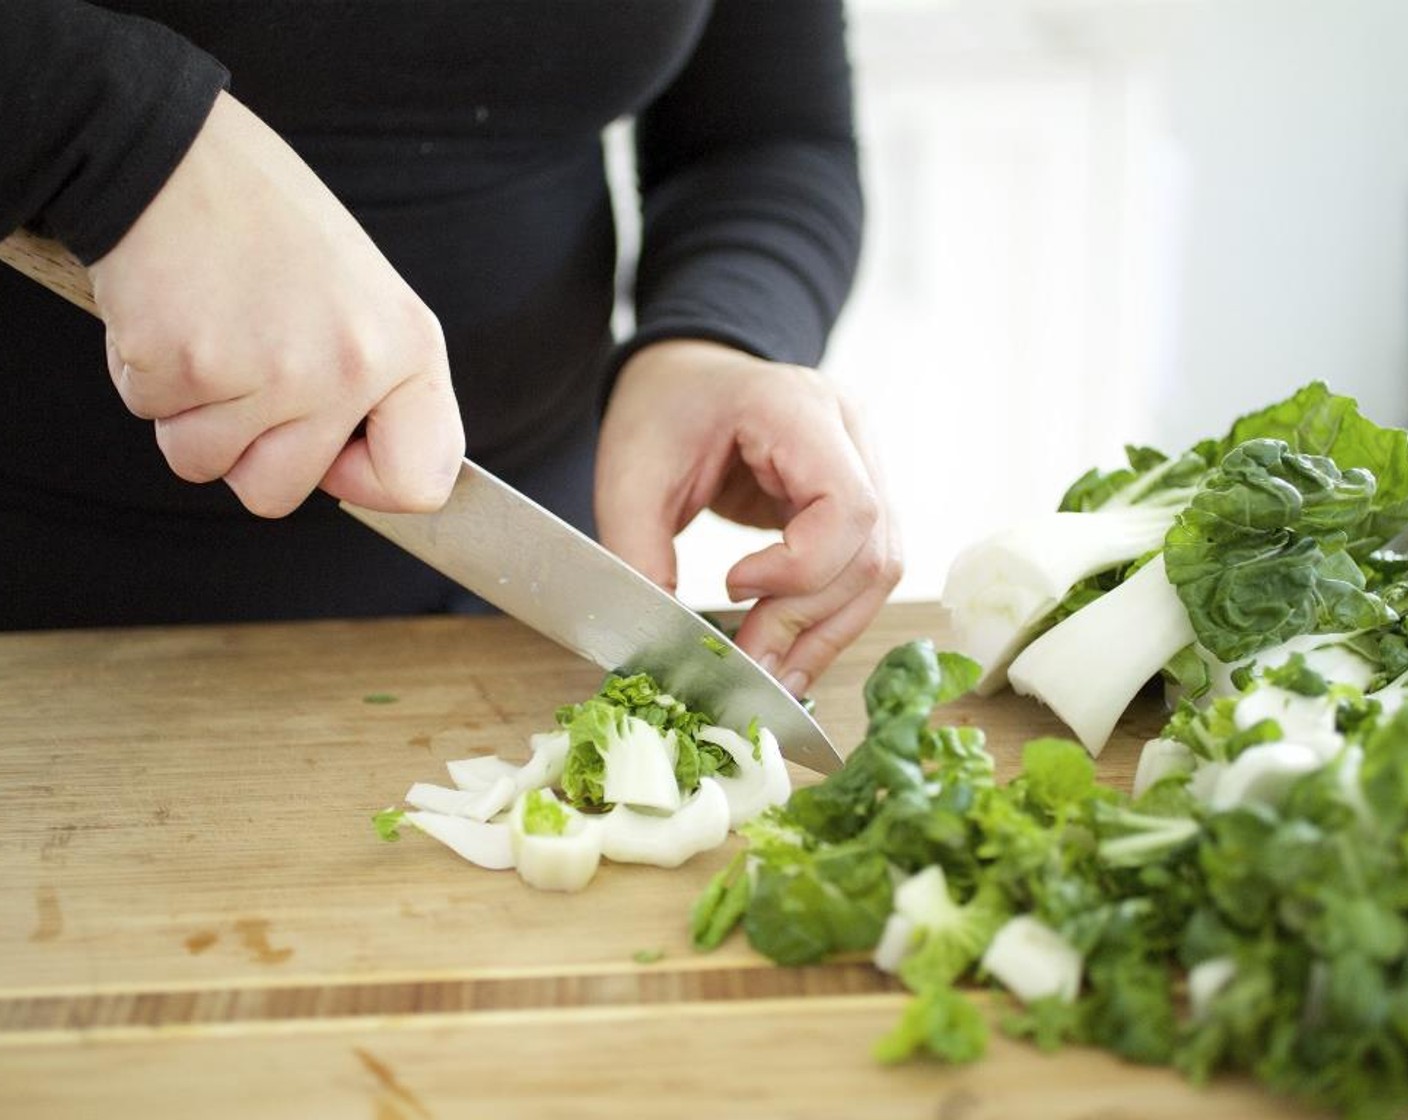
[
  {"xmin": 781, "ymin": 669, "xmax": 810, "ymax": 697},
  {"xmin": 757, "ymin": 652, "xmax": 779, "ymax": 676},
  {"xmin": 729, "ymin": 586, "xmax": 763, "ymax": 603}
]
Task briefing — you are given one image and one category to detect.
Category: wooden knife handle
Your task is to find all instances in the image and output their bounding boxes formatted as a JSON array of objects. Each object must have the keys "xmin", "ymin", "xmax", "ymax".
[{"xmin": 0, "ymin": 230, "xmax": 97, "ymax": 316}]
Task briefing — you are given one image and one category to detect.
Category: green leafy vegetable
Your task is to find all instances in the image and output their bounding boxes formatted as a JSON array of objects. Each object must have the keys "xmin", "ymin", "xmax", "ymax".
[
  {"xmin": 520, "ymin": 788, "xmax": 571, "ymax": 836},
  {"xmin": 1165, "ymin": 439, "xmax": 1397, "ymax": 662},
  {"xmin": 691, "ymin": 636, "xmax": 1408, "ymax": 1119},
  {"xmin": 701, "ymin": 634, "xmax": 729, "ymax": 658},
  {"xmin": 556, "ymin": 671, "xmax": 732, "ymax": 808},
  {"xmin": 372, "ymin": 807, "xmax": 406, "ymax": 841}
]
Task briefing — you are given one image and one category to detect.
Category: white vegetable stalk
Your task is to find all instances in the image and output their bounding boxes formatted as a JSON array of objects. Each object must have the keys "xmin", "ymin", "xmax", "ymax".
[
  {"xmin": 405, "ymin": 779, "xmax": 515, "ymax": 821},
  {"xmin": 1007, "ymin": 553, "xmax": 1195, "ymax": 757},
  {"xmin": 942, "ymin": 507, "xmax": 1176, "ymax": 695},
  {"xmin": 980, "ymin": 914, "xmax": 1082, "ymax": 1004},
  {"xmin": 438, "ymin": 731, "xmax": 572, "ymax": 821},
  {"xmin": 872, "ymin": 865, "xmax": 962, "ymax": 974},
  {"xmin": 1233, "ymin": 686, "xmax": 1344, "ymax": 763},
  {"xmin": 1131, "ymin": 738, "xmax": 1196, "ymax": 798},
  {"xmin": 1369, "ymin": 667, "xmax": 1408, "ymax": 718},
  {"xmin": 404, "ymin": 810, "xmax": 514, "ymax": 870},
  {"xmin": 1180, "ymin": 633, "xmax": 1375, "ymax": 706},
  {"xmin": 515, "ymin": 730, "xmax": 571, "ymax": 792},
  {"xmin": 602, "ymin": 718, "xmax": 682, "ymax": 813},
  {"xmin": 1206, "ymin": 742, "xmax": 1323, "ymax": 812},
  {"xmin": 698, "ymin": 724, "xmax": 791, "ymax": 828},
  {"xmin": 446, "ymin": 754, "xmax": 521, "ymax": 791},
  {"xmin": 508, "ymin": 789, "xmax": 602, "ymax": 893},
  {"xmin": 1187, "ymin": 956, "xmax": 1238, "ymax": 1021},
  {"xmin": 600, "ymin": 778, "xmax": 730, "ymax": 868}
]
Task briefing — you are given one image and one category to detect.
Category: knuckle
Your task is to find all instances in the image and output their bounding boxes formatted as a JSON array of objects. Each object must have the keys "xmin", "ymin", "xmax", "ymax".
[
  {"xmin": 229, "ymin": 478, "xmax": 300, "ymax": 520},
  {"xmin": 880, "ymin": 545, "xmax": 905, "ymax": 590},
  {"xmin": 853, "ymin": 541, "xmax": 886, "ymax": 585},
  {"xmin": 848, "ymin": 485, "xmax": 883, "ymax": 537},
  {"xmin": 400, "ymin": 302, "xmax": 451, "ymax": 381},
  {"xmin": 246, "ymin": 493, "xmax": 299, "ymax": 519},
  {"xmin": 155, "ymin": 432, "xmax": 225, "ymax": 484}
]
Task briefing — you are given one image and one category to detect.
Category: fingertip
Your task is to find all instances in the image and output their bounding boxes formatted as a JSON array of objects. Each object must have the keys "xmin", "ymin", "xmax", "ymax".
[{"xmin": 333, "ymin": 377, "xmax": 464, "ymax": 512}]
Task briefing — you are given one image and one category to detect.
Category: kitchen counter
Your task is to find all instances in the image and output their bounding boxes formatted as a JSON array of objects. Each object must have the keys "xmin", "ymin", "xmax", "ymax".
[{"xmin": 0, "ymin": 603, "xmax": 1327, "ymax": 1118}]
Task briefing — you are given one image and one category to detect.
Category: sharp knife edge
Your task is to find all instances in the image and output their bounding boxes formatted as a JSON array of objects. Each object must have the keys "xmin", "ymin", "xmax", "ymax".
[{"xmin": 341, "ymin": 460, "xmax": 843, "ymax": 774}]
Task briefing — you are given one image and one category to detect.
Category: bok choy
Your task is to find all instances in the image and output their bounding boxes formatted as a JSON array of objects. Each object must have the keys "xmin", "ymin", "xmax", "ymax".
[
  {"xmin": 946, "ymin": 382, "xmax": 1408, "ymax": 756},
  {"xmin": 371, "ymin": 669, "xmax": 790, "ymax": 892}
]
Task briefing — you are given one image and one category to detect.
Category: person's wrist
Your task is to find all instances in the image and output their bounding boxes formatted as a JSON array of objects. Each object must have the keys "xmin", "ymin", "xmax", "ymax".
[{"xmin": 619, "ymin": 337, "xmax": 764, "ymax": 385}]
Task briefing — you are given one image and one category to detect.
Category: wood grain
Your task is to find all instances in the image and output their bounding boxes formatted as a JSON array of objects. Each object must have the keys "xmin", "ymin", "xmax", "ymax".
[
  {"xmin": 0, "ymin": 603, "xmax": 1297, "ymax": 1119},
  {"xmin": 0, "ymin": 604, "xmax": 1158, "ymax": 1000},
  {"xmin": 0, "ymin": 996, "xmax": 1330, "ymax": 1120}
]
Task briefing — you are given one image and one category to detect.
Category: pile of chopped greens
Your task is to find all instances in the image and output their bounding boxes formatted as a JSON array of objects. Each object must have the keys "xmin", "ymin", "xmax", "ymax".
[{"xmin": 691, "ymin": 639, "xmax": 1408, "ymax": 1120}]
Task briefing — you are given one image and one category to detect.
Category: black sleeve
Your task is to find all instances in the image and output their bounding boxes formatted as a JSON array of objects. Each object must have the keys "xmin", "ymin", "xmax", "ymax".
[
  {"xmin": 619, "ymin": 0, "xmax": 864, "ymax": 372},
  {"xmin": 0, "ymin": 0, "xmax": 228, "ymax": 264}
]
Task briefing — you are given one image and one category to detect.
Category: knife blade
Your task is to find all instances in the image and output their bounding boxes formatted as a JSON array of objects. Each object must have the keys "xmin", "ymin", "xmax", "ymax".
[{"xmin": 342, "ymin": 461, "xmax": 843, "ymax": 774}]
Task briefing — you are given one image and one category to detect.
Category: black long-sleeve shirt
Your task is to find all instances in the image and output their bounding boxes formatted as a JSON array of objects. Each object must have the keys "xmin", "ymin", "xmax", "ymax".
[{"xmin": 0, "ymin": 0, "xmax": 863, "ymax": 629}]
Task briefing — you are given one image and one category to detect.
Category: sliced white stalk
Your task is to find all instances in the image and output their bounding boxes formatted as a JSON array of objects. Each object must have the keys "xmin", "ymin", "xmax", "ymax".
[
  {"xmin": 1208, "ymin": 741, "xmax": 1322, "ymax": 812},
  {"xmin": 1188, "ymin": 760, "xmax": 1226, "ymax": 803},
  {"xmin": 404, "ymin": 810, "xmax": 514, "ymax": 870},
  {"xmin": 601, "ymin": 717, "xmax": 681, "ymax": 812},
  {"xmin": 873, "ymin": 866, "xmax": 974, "ymax": 975},
  {"xmin": 942, "ymin": 507, "xmax": 1177, "ymax": 695},
  {"xmin": 699, "ymin": 724, "xmax": 791, "ymax": 828},
  {"xmin": 405, "ymin": 779, "xmax": 516, "ymax": 821},
  {"xmin": 446, "ymin": 754, "xmax": 522, "ymax": 792},
  {"xmin": 1188, "ymin": 632, "xmax": 1375, "ymax": 704},
  {"xmin": 1233, "ymin": 686, "xmax": 1344, "ymax": 763},
  {"xmin": 1132, "ymin": 737, "xmax": 1196, "ymax": 798},
  {"xmin": 508, "ymin": 789, "xmax": 602, "ymax": 893},
  {"xmin": 1007, "ymin": 554, "xmax": 1195, "ymax": 757},
  {"xmin": 600, "ymin": 778, "xmax": 730, "ymax": 868},
  {"xmin": 893, "ymin": 864, "xmax": 962, "ymax": 926},
  {"xmin": 515, "ymin": 730, "xmax": 570, "ymax": 791},
  {"xmin": 1369, "ymin": 668, "xmax": 1408, "ymax": 717},
  {"xmin": 872, "ymin": 913, "xmax": 918, "ymax": 974},
  {"xmin": 1187, "ymin": 956, "xmax": 1237, "ymax": 1021},
  {"xmin": 1336, "ymin": 745, "xmax": 1371, "ymax": 823},
  {"xmin": 980, "ymin": 914, "xmax": 1082, "ymax": 1004}
]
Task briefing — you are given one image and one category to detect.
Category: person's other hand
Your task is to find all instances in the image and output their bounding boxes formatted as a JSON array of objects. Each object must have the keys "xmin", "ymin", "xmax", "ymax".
[
  {"xmin": 596, "ymin": 338, "xmax": 902, "ymax": 695},
  {"xmin": 87, "ymin": 91, "xmax": 464, "ymax": 517}
]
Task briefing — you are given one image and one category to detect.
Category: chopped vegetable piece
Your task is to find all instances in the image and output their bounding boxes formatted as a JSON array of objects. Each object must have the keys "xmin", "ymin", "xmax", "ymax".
[
  {"xmin": 372, "ymin": 807, "xmax": 405, "ymax": 842},
  {"xmin": 701, "ymin": 634, "xmax": 729, "ymax": 658},
  {"xmin": 508, "ymin": 789, "xmax": 601, "ymax": 892},
  {"xmin": 600, "ymin": 778, "xmax": 730, "ymax": 868},
  {"xmin": 403, "ymin": 810, "xmax": 513, "ymax": 870},
  {"xmin": 689, "ymin": 633, "xmax": 1408, "ymax": 1118}
]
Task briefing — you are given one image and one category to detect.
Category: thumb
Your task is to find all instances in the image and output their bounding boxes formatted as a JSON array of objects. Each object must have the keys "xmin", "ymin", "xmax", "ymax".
[{"xmin": 321, "ymin": 375, "xmax": 465, "ymax": 511}]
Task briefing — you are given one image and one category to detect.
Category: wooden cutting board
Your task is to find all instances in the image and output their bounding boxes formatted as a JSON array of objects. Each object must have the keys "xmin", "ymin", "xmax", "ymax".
[
  {"xmin": 0, "ymin": 603, "xmax": 1328, "ymax": 1118},
  {"xmin": 0, "ymin": 602, "xmax": 1139, "ymax": 1000}
]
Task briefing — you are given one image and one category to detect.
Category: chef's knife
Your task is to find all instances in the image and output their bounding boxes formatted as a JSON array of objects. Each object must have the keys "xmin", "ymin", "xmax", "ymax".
[
  {"xmin": 341, "ymin": 462, "xmax": 842, "ymax": 773},
  {"xmin": 0, "ymin": 230, "xmax": 843, "ymax": 774}
]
